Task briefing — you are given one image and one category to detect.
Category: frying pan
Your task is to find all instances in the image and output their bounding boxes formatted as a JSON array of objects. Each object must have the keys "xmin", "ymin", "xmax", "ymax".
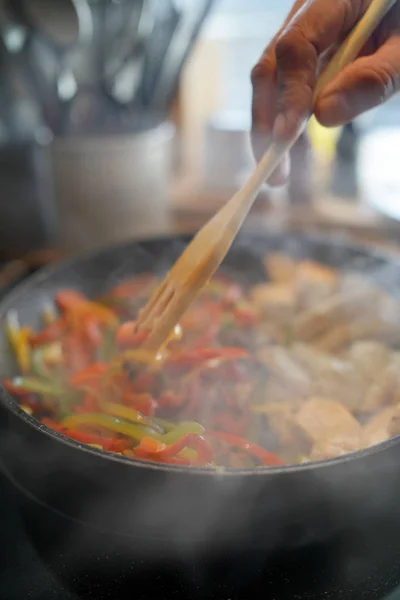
[{"xmin": 1, "ymin": 232, "xmax": 400, "ymax": 600}]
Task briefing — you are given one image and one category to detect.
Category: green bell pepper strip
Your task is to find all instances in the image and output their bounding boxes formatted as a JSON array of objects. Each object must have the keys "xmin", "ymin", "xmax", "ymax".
[
  {"xmin": 62, "ymin": 413, "xmax": 160, "ymax": 442},
  {"xmin": 11, "ymin": 376, "xmax": 68, "ymax": 397},
  {"xmin": 61, "ymin": 412, "xmax": 205, "ymax": 447}
]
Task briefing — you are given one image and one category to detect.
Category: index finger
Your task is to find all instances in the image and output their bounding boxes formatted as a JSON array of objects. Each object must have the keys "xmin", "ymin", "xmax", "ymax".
[
  {"xmin": 251, "ymin": 0, "xmax": 306, "ymax": 185},
  {"xmin": 251, "ymin": 0, "xmax": 305, "ymax": 141},
  {"xmin": 273, "ymin": 0, "xmax": 371, "ymax": 142}
]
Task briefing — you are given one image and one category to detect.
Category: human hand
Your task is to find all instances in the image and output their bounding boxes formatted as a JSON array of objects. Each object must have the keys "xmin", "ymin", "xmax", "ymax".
[{"xmin": 251, "ymin": 0, "xmax": 400, "ymax": 186}]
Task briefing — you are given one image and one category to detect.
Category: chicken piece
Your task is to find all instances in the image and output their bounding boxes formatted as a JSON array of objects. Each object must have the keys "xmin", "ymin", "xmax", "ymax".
[
  {"xmin": 257, "ymin": 378, "xmax": 304, "ymax": 409},
  {"xmin": 313, "ymin": 322, "xmax": 395, "ymax": 354},
  {"xmin": 340, "ymin": 275, "xmax": 400, "ymax": 341},
  {"xmin": 296, "ymin": 398, "xmax": 362, "ymax": 454},
  {"xmin": 358, "ymin": 352, "xmax": 400, "ymax": 413},
  {"xmin": 257, "ymin": 346, "xmax": 312, "ymax": 399},
  {"xmin": 388, "ymin": 353, "xmax": 400, "ymax": 406},
  {"xmin": 249, "ymin": 283, "xmax": 296, "ymax": 323},
  {"xmin": 347, "ymin": 342, "xmax": 390, "ymax": 384},
  {"xmin": 292, "ymin": 287, "xmax": 381, "ymax": 342},
  {"xmin": 268, "ymin": 412, "xmax": 312, "ymax": 458},
  {"xmin": 388, "ymin": 405, "xmax": 400, "ymax": 437},
  {"xmin": 362, "ymin": 407, "xmax": 397, "ymax": 448},
  {"xmin": 310, "ymin": 439, "xmax": 361, "ymax": 461},
  {"xmin": 264, "ymin": 253, "xmax": 297, "ymax": 284},
  {"xmin": 291, "ymin": 344, "xmax": 369, "ymax": 412},
  {"xmin": 252, "ymin": 400, "xmax": 300, "ymax": 416},
  {"xmin": 294, "ymin": 260, "xmax": 339, "ymax": 310},
  {"xmin": 361, "ymin": 363, "xmax": 398, "ymax": 413}
]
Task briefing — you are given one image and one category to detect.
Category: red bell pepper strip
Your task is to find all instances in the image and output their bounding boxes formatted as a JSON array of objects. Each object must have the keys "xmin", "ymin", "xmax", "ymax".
[
  {"xmin": 80, "ymin": 393, "xmax": 98, "ymax": 413},
  {"xmin": 82, "ymin": 317, "xmax": 103, "ymax": 347},
  {"xmin": 206, "ymin": 431, "xmax": 284, "ymax": 466},
  {"xmin": 56, "ymin": 290, "xmax": 117, "ymax": 327},
  {"xmin": 115, "ymin": 322, "xmax": 149, "ymax": 348},
  {"xmin": 63, "ymin": 332, "xmax": 92, "ymax": 374},
  {"xmin": 29, "ymin": 317, "xmax": 66, "ymax": 346},
  {"xmin": 135, "ymin": 433, "xmax": 214, "ymax": 466},
  {"xmin": 69, "ymin": 363, "xmax": 108, "ymax": 387},
  {"xmin": 121, "ymin": 391, "xmax": 155, "ymax": 416},
  {"xmin": 157, "ymin": 391, "xmax": 185, "ymax": 411},
  {"xmin": 103, "ymin": 276, "xmax": 156, "ymax": 300},
  {"xmin": 3, "ymin": 379, "xmax": 33, "ymax": 398},
  {"xmin": 167, "ymin": 347, "xmax": 247, "ymax": 368}
]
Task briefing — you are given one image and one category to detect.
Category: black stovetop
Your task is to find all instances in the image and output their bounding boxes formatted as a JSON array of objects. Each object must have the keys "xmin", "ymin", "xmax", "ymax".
[{"xmin": 0, "ymin": 474, "xmax": 78, "ymax": 600}]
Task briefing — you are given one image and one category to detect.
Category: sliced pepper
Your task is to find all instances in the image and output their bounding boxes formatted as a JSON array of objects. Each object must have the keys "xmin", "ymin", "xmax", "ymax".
[
  {"xmin": 115, "ymin": 322, "xmax": 149, "ymax": 348},
  {"xmin": 61, "ymin": 413, "xmax": 160, "ymax": 442},
  {"xmin": 121, "ymin": 391, "xmax": 155, "ymax": 416},
  {"xmin": 135, "ymin": 433, "xmax": 214, "ymax": 466},
  {"xmin": 206, "ymin": 431, "xmax": 284, "ymax": 466},
  {"xmin": 166, "ymin": 347, "xmax": 247, "ymax": 368},
  {"xmin": 6, "ymin": 311, "xmax": 32, "ymax": 373},
  {"xmin": 69, "ymin": 363, "xmax": 108, "ymax": 387},
  {"xmin": 42, "ymin": 420, "xmax": 131, "ymax": 452},
  {"xmin": 3, "ymin": 378, "xmax": 34, "ymax": 398},
  {"xmin": 8, "ymin": 376, "xmax": 68, "ymax": 397},
  {"xmin": 99, "ymin": 400, "xmax": 163, "ymax": 432},
  {"xmin": 56, "ymin": 289, "xmax": 118, "ymax": 327}
]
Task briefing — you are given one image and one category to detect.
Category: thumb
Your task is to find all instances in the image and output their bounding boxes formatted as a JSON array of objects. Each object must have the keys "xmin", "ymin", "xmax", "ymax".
[{"xmin": 315, "ymin": 35, "xmax": 400, "ymax": 127}]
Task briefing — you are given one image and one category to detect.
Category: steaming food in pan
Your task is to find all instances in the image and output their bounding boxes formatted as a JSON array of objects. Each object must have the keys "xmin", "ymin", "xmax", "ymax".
[{"xmin": 4, "ymin": 251, "xmax": 400, "ymax": 468}]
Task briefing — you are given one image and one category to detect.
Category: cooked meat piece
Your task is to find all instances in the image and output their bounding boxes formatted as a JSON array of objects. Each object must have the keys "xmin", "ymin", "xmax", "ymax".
[
  {"xmin": 388, "ymin": 405, "xmax": 400, "ymax": 437},
  {"xmin": 313, "ymin": 322, "xmax": 396, "ymax": 354},
  {"xmin": 253, "ymin": 322, "xmax": 287, "ymax": 346},
  {"xmin": 249, "ymin": 283, "xmax": 296, "ymax": 323},
  {"xmin": 268, "ymin": 412, "xmax": 312, "ymax": 457},
  {"xmin": 363, "ymin": 407, "xmax": 398, "ymax": 447},
  {"xmin": 296, "ymin": 398, "xmax": 362, "ymax": 451},
  {"xmin": 388, "ymin": 353, "xmax": 400, "ymax": 406},
  {"xmin": 310, "ymin": 438, "xmax": 361, "ymax": 461},
  {"xmin": 347, "ymin": 342, "xmax": 390, "ymax": 383},
  {"xmin": 340, "ymin": 275, "xmax": 400, "ymax": 341},
  {"xmin": 292, "ymin": 288, "xmax": 380, "ymax": 342},
  {"xmin": 259, "ymin": 378, "xmax": 304, "ymax": 409},
  {"xmin": 294, "ymin": 260, "xmax": 339, "ymax": 310},
  {"xmin": 292, "ymin": 275, "xmax": 396, "ymax": 342},
  {"xmin": 361, "ymin": 363, "xmax": 398, "ymax": 413},
  {"xmin": 252, "ymin": 400, "xmax": 300, "ymax": 416},
  {"xmin": 291, "ymin": 344, "xmax": 369, "ymax": 412},
  {"xmin": 296, "ymin": 260, "xmax": 338, "ymax": 285},
  {"xmin": 264, "ymin": 253, "xmax": 297, "ymax": 284},
  {"xmin": 358, "ymin": 352, "xmax": 400, "ymax": 413},
  {"xmin": 257, "ymin": 346, "xmax": 312, "ymax": 398}
]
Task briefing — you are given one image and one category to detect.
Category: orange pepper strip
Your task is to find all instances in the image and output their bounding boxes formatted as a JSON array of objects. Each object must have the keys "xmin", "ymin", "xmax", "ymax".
[{"xmin": 56, "ymin": 290, "xmax": 118, "ymax": 327}]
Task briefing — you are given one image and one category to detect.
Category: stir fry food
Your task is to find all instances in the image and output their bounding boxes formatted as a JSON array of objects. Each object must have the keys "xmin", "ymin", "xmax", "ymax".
[{"xmin": 4, "ymin": 253, "xmax": 400, "ymax": 468}]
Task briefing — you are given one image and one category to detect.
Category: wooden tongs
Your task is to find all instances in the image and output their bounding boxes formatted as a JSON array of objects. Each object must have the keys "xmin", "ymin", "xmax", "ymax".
[{"xmin": 137, "ymin": 0, "xmax": 396, "ymax": 354}]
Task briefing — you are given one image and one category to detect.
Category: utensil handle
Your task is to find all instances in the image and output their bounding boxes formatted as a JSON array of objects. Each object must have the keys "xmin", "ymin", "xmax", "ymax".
[{"xmin": 227, "ymin": 0, "xmax": 396, "ymax": 226}]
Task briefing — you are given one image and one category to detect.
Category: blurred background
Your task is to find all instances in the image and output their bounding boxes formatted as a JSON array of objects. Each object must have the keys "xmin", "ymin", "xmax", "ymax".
[{"xmin": 1, "ymin": 0, "xmax": 400, "ymax": 282}]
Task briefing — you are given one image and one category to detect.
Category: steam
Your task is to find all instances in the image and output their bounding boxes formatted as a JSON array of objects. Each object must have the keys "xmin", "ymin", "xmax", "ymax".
[{"xmin": 3, "ymin": 233, "xmax": 400, "ymax": 598}]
